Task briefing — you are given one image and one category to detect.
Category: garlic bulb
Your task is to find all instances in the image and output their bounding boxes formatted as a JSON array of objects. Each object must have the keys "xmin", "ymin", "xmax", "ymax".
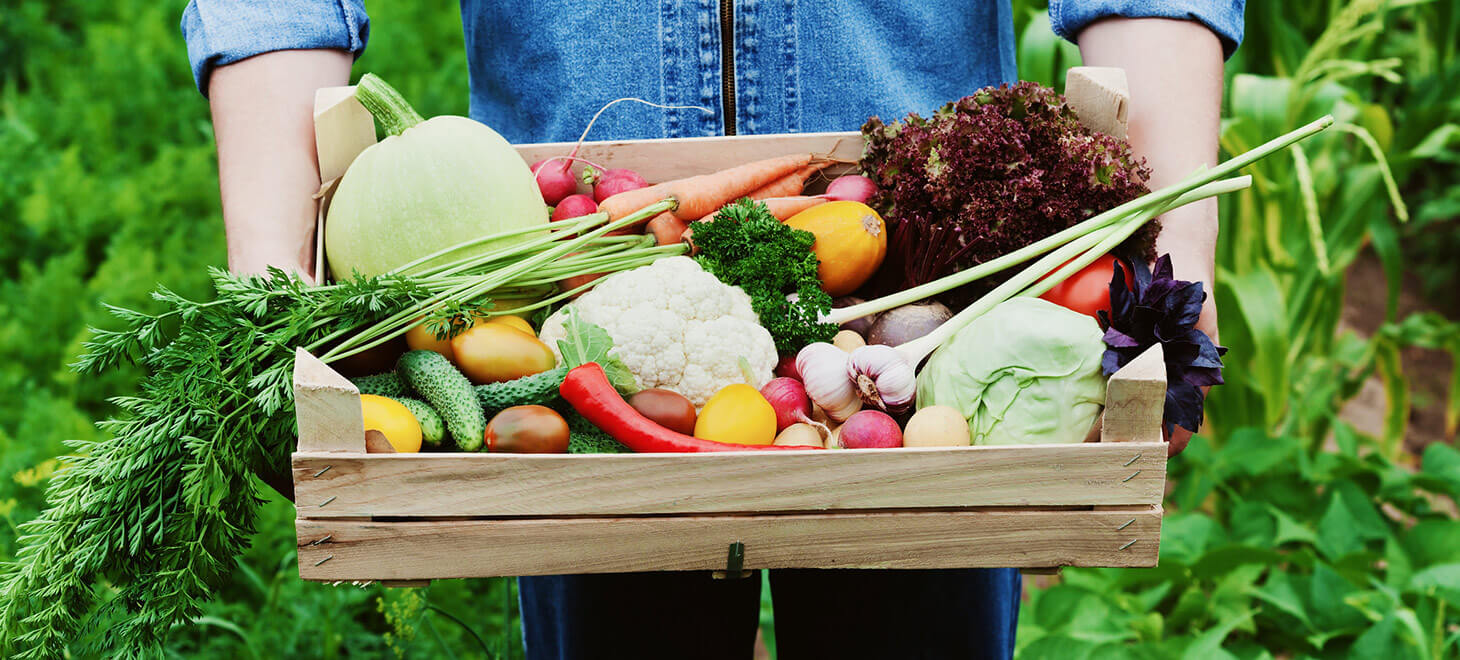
[
  {"xmin": 847, "ymin": 344, "xmax": 916, "ymax": 413},
  {"xmin": 795, "ymin": 342, "xmax": 862, "ymax": 422}
]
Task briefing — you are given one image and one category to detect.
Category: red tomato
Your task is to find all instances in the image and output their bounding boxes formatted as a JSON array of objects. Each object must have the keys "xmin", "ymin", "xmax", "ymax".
[{"xmin": 1038, "ymin": 254, "xmax": 1134, "ymax": 320}]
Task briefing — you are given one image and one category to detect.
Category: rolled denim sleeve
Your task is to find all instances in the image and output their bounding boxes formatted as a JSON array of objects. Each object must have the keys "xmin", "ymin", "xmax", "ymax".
[
  {"xmin": 182, "ymin": 0, "xmax": 370, "ymax": 96},
  {"xmin": 1049, "ymin": 0, "xmax": 1245, "ymax": 58}
]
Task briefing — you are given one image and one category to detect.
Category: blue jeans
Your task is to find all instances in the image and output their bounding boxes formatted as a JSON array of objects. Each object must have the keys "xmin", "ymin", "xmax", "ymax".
[{"xmin": 518, "ymin": 568, "xmax": 1021, "ymax": 660}]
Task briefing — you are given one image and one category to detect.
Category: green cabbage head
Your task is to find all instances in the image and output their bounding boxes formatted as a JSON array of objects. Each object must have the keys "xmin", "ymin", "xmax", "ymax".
[{"xmin": 915, "ymin": 297, "xmax": 1107, "ymax": 445}]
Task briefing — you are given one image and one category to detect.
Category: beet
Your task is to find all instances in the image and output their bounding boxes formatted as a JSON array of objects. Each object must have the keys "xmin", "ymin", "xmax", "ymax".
[{"xmin": 866, "ymin": 302, "xmax": 952, "ymax": 347}]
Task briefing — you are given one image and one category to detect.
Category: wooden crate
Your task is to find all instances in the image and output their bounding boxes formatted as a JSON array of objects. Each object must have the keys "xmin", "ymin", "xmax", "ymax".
[{"xmin": 295, "ymin": 81, "xmax": 1167, "ymax": 584}]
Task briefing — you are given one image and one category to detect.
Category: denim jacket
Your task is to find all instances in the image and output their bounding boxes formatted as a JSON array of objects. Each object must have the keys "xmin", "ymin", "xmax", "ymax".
[{"xmin": 183, "ymin": 1, "xmax": 1243, "ymax": 144}]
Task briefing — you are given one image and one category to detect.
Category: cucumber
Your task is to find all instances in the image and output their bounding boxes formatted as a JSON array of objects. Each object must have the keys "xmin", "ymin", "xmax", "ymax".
[
  {"xmin": 352, "ymin": 372, "xmax": 411, "ymax": 398},
  {"xmin": 393, "ymin": 397, "xmax": 446, "ymax": 448},
  {"xmin": 475, "ymin": 365, "xmax": 569, "ymax": 416},
  {"xmin": 397, "ymin": 350, "xmax": 485, "ymax": 451}
]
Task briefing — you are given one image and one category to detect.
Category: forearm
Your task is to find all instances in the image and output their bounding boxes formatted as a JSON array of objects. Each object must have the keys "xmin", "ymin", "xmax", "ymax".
[
  {"xmin": 208, "ymin": 49, "xmax": 354, "ymax": 280},
  {"xmin": 1076, "ymin": 18, "xmax": 1225, "ymax": 341}
]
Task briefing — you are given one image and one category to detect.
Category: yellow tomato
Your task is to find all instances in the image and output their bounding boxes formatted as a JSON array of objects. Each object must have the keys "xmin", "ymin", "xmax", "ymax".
[
  {"xmin": 451, "ymin": 323, "xmax": 557, "ymax": 384},
  {"xmin": 405, "ymin": 319, "xmax": 455, "ymax": 362},
  {"xmin": 694, "ymin": 384, "xmax": 777, "ymax": 445},
  {"xmin": 360, "ymin": 394, "xmax": 422, "ymax": 453},
  {"xmin": 486, "ymin": 315, "xmax": 535, "ymax": 336}
]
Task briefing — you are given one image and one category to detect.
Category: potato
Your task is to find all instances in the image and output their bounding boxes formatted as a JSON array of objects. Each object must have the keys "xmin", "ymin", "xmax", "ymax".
[{"xmin": 903, "ymin": 405, "xmax": 971, "ymax": 447}]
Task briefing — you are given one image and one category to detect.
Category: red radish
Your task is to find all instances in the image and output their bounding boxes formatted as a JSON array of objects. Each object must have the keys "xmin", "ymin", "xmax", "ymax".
[
  {"xmin": 593, "ymin": 169, "xmax": 649, "ymax": 202},
  {"xmin": 530, "ymin": 160, "xmax": 579, "ymax": 206},
  {"xmin": 838, "ymin": 410, "xmax": 902, "ymax": 448},
  {"xmin": 824, "ymin": 174, "xmax": 877, "ymax": 204},
  {"xmin": 551, "ymin": 194, "xmax": 599, "ymax": 223}
]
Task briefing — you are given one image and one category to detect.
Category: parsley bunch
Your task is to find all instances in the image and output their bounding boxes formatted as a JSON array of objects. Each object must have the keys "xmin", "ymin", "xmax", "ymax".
[{"xmin": 691, "ymin": 199, "xmax": 837, "ymax": 352}]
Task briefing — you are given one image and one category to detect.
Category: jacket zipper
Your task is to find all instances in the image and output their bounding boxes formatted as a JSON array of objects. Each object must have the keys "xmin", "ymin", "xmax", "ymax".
[{"xmin": 718, "ymin": 0, "xmax": 737, "ymax": 135}]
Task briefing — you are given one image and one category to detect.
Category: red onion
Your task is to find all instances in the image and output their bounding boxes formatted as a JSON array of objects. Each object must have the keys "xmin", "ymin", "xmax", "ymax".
[
  {"xmin": 774, "ymin": 353, "xmax": 801, "ymax": 380},
  {"xmin": 838, "ymin": 410, "xmax": 903, "ymax": 448},
  {"xmin": 824, "ymin": 174, "xmax": 877, "ymax": 204},
  {"xmin": 760, "ymin": 377, "xmax": 822, "ymax": 434}
]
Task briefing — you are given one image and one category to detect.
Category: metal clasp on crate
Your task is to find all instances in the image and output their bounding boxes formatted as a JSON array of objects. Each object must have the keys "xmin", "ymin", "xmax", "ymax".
[{"xmin": 712, "ymin": 541, "xmax": 751, "ymax": 579}]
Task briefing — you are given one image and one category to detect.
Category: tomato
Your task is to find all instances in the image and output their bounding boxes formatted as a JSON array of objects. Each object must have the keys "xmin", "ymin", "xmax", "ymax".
[
  {"xmin": 485, "ymin": 405, "xmax": 570, "ymax": 453},
  {"xmin": 627, "ymin": 389, "xmax": 697, "ymax": 435},
  {"xmin": 359, "ymin": 394, "xmax": 422, "ymax": 453},
  {"xmin": 405, "ymin": 319, "xmax": 456, "ymax": 362},
  {"xmin": 486, "ymin": 315, "xmax": 535, "ymax": 336},
  {"xmin": 451, "ymin": 323, "xmax": 557, "ymax": 384},
  {"xmin": 1038, "ymin": 254, "xmax": 1134, "ymax": 320}
]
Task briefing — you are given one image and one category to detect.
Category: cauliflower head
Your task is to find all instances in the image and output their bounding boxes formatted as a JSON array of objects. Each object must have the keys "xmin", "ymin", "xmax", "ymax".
[{"xmin": 537, "ymin": 257, "xmax": 778, "ymax": 406}]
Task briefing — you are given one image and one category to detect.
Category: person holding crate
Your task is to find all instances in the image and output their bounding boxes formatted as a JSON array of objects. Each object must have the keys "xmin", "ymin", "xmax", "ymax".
[{"xmin": 183, "ymin": 2, "xmax": 1242, "ymax": 658}]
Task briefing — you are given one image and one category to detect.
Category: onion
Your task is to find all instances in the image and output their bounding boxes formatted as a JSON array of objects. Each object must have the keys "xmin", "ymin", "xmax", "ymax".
[
  {"xmin": 774, "ymin": 353, "xmax": 801, "ymax": 380},
  {"xmin": 760, "ymin": 377, "xmax": 827, "ymax": 436},
  {"xmin": 824, "ymin": 174, "xmax": 878, "ymax": 204},
  {"xmin": 838, "ymin": 410, "xmax": 903, "ymax": 448},
  {"xmin": 866, "ymin": 302, "xmax": 952, "ymax": 347}
]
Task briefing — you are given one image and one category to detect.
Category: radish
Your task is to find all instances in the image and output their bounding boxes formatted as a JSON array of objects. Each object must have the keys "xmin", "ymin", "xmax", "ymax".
[
  {"xmin": 551, "ymin": 194, "xmax": 599, "ymax": 223},
  {"xmin": 824, "ymin": 174, "xmax": 877, "ymax": 204},
  {"xmin": 530, "ymin": 160, "xmax": 578, "ymax": 206},
  {"xmin": 593, "ymin": 168, "xmax": 649, "ymax": 202}
]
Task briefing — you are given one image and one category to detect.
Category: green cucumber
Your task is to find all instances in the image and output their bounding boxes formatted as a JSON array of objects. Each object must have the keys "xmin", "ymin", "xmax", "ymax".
[
  {"xmin": 397, "ymin": 350, "xmax": 485, "ymax": 451},
  {"xmin": 475, "ymin": 365, "xmax": 569, "ymax": 416},
  {"xmin": 352, "ymin": 372, "xmax": 411, "ymax": 398},
  {"xmin": 393, "ymin": 397, "xmax": 446, "ymax": 448}
]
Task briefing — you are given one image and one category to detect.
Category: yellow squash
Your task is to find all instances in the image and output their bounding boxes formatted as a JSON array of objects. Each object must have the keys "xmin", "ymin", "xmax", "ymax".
[{"xmin": 784, "ymin": 200, "xmax": 888, "ymax": 296}]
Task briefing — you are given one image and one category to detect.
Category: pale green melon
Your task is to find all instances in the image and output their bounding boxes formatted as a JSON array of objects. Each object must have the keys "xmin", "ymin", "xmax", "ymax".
[{"xmin": 326, "ymin": 76, "xmax": 548, "ymax": 279}]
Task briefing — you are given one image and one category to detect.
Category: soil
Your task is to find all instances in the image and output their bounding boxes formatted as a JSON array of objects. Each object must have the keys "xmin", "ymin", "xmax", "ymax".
[{"xmin": 1337, "ymin": 250, "xmax": 1455, "ymax": 453}]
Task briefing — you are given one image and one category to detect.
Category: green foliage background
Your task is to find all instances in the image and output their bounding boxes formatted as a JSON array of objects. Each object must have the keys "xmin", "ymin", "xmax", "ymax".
[{"xmin": 0, "ymin": 0, "xmax": 1456, "ymax": 657}]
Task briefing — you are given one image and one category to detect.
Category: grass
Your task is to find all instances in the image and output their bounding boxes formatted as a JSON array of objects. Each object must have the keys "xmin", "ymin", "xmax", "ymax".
[{"xmin": 0, "ymin": 0, "xmax": 1456, "ymax": 657}]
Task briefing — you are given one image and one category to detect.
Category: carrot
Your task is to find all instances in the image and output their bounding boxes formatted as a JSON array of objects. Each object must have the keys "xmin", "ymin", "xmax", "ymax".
[
  {"xmin": 748, "ymin": 161, "xmax": 833, "ymax": 199},
  {"xmin": 646, "ymin": 212, "xmax": 690, "ymax": 246},
  {"xmin": 598, "ymin": 153, "xmax": 819, "ymax": 225},
  {"xmin": 691, "ymin": 196, "xmax": 828, "ymax": 224}
]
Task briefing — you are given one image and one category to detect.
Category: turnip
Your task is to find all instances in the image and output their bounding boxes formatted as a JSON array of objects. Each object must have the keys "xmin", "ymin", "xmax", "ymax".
[
  {"xmin": 865, "ymin": 302, "xmax": 952, "ymax": 347},
  {"xmin": 823, "ymin": 174, "xmax": 877, "ymax": 204},
  {"xmin": 551, "ymin": 194, "xmax": 599, "ymax": 223}
]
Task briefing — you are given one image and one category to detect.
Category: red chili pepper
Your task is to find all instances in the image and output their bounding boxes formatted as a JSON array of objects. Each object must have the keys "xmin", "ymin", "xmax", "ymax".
[{"xmin": 559, "ymin": 363, "xmax": 822, "ymax": 452}]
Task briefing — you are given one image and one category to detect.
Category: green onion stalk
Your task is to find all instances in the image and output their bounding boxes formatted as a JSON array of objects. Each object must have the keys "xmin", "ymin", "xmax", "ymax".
[
  {"xmin": 824, "ymin": 115, "xmax": 1334, "ymax": 366},
  {"xmin": 316, "ymin": 199, "xmax": 682, "ymax": 363}
]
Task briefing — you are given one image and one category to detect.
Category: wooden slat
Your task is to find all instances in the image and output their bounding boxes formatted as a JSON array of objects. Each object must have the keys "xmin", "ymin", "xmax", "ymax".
[
  {"xmin": 292, "ymin": 442, "xmax": 1166, "ymax": 517},
  {"xmin": 1102, "ymin": 345, "xmax": 1167, "ymax": 444},
  {"xmin": 1065, "ymin": 67, "xmax": 1130, "ymax": 139},
  {"xmin": 296, "ymin": 505, "xmax": 1161, "ymax": 580},
  {"xmin": 512, "ymin": 132, "xmax": 862, "ymax": 184},
  {"xmin": 292, "ymin": 348, "xmax": 364, "ymax": 453}
]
